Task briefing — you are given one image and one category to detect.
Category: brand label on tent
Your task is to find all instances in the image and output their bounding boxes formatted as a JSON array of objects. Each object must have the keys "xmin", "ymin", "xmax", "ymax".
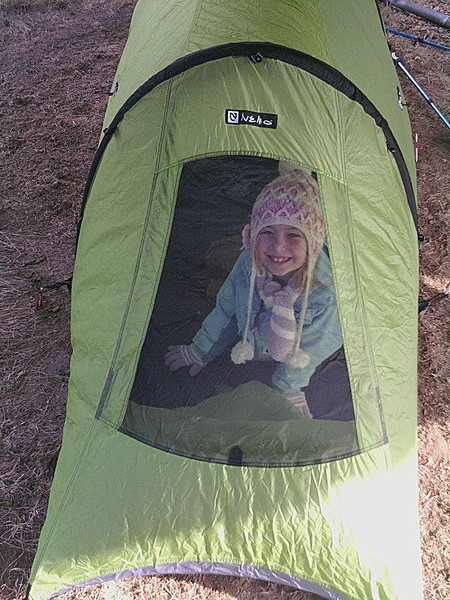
[{"xmin": 225, "ymin": 109, "xmax": 278, "ymax": 129}]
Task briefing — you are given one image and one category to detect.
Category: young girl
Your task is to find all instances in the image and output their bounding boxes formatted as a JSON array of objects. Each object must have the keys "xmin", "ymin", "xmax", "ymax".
[{"xmin": 164, "ymin": 164, "xmax": 343, "ymax": 418}]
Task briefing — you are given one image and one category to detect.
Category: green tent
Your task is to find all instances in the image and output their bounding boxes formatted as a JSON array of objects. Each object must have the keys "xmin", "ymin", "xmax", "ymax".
[{"xmin": 28, "ymin": 1, "xmax": 423, "ymax": 599}]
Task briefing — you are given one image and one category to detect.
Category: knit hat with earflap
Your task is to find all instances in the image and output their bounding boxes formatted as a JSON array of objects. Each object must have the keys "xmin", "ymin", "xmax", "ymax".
[{"xmin": 230, "ymin": 163, "xmax": 325, "ymax": 368}]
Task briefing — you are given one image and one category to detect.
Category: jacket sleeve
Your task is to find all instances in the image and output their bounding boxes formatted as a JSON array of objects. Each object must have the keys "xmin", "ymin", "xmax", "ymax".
[
  {"xmin": 272, "ymin": 295, "xmax": 343, "ymax": 396},
  {"xmin": 191, "ymin": 253, "xmax": 247, "ymax": 362}
]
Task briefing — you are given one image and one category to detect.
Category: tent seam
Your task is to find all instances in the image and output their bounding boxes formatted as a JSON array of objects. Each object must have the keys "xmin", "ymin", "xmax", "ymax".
[
  {"xmin": 183, "ymin": 0, "xmax": 203, "ymax": 57},
  {"xmin": 28, "ymin": 420, "xmax": 100, "ymax": 583},
  {"xmin": 116, "ymin": 166, "xmax": 183, "ymax": 426},
  {"xmin": 153, "ymin": 150, "xmax": 346, "ymax": 185},
  {"xmin": 95, "ymin": 79, "xmax": 175, "ymax": 421},
  {"xmin": 332, "ymin": 93, "xmax": 388, "ymax": 446},
  {"xmin": 117, "ymin": 422, "xmax": 387, "ymax": 468}
]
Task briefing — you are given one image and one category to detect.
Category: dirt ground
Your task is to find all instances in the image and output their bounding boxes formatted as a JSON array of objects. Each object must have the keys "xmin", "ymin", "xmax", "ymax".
[{"xmin": 0, "ymin": 1, "xmax": 448, "ymax": 599}]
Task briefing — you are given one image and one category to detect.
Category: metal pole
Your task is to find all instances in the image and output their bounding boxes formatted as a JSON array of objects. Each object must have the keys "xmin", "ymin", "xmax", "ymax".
[
  {"xmin": 385, "ymin": 0, "xmax": 450, "ymax": 29},
  {"xmin": 391, "ymin": 51, "xmax": 450, "ymax": 129},
  {"xmin": 386, "ymin": 27, "xmax": 450, "ymax": 52}
]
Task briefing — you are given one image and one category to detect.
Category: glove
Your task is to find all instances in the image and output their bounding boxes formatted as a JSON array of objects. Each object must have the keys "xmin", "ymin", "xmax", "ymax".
[
  {"xmin": 164, "ymin": 344, "xmax": 206, "ymax": 376},
  {"xmin": 285, "ymin": 391, "xmax": 312, "ymax": 418}
]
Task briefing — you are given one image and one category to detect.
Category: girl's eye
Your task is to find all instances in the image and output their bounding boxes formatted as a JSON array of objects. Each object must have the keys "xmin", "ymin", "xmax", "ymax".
[
  {"xmin": 260, "ymin": 230, "xmax": 273, "ymax": 235},
  {"xmin": 288, "ymin": 233, "xmax": 302, "ymax": 238}
]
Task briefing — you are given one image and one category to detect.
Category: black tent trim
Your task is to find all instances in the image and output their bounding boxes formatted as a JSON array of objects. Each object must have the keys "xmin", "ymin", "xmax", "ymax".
[{"xmin": 77, "ymin": 41, "xmax": 417, "ymax": 243}]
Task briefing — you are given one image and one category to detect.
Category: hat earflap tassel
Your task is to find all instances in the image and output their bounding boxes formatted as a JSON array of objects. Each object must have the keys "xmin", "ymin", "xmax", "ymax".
[
  {"xmin": 288, "ymin": 347, "xmax": 311, "ymax": 369},
  {"xmin": 288, "ymin": 261, "xmax": 313, "ymax": 370},
  {"xmin": 231, "ymin": 263, "xmax": 257, "ymax": 364}
]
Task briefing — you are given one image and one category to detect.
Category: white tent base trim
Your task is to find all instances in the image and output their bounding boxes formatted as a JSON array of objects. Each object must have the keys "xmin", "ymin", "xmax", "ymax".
[{"xmin": 48, "ymin": 561, "xmax": 348, "ymax": 600}]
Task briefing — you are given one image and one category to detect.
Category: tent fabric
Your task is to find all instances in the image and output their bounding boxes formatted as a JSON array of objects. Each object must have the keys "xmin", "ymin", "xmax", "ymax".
[
  {"xmin": 83, "ymin": 41, "xmax": 417, "ymax": 233},
  {"xmin": 28, "ymin": 1, "xmax": 423, "ymax": 599},
  {"xmin": 100, "ymin": 0, "xmax": 416, "ymax": 179}
]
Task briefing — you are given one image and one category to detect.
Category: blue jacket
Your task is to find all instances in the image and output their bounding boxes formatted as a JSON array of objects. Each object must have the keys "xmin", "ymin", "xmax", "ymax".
[{"xmin": 192, "ymin": 248, "xmax": 342, "ymax": 395}]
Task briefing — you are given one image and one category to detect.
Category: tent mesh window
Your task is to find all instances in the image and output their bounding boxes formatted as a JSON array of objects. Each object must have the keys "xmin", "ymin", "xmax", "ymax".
[{"xmin": 120, "ymin": 156, "xmax": 357, "ymax": 466}]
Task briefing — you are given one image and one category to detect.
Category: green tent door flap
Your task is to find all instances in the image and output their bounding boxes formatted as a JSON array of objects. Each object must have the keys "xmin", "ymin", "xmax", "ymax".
[{"xmin": 28, "ymin": 1, "xmax": 423, "ymax": 599}]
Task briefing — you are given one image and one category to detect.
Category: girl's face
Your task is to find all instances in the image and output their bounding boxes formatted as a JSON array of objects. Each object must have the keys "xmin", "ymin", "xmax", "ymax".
[{"xmin": 256, "ymin": 224, "xmax": 307, "ymax": 277}]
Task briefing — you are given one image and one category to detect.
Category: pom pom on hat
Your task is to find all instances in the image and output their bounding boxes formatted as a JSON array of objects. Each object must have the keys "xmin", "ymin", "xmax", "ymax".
[{"xmin": 278, "ymin": 161, "xmax": 307, "ymax": 178}]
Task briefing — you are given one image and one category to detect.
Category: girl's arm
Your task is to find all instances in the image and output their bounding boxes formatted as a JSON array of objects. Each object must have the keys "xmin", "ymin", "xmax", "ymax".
[{"xmin": 191, "ymin": 252, "xmax": 248, "ymax": 362}]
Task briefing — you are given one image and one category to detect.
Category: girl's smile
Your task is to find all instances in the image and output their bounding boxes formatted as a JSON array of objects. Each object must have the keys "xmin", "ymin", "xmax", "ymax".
[{"xmin": 256, "ymin": 224, "xmax": 307, "ymax": 276}]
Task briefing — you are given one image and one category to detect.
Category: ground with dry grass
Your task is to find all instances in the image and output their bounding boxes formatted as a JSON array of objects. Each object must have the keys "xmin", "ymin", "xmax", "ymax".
[{"xmin": 0, "ymin": 1, "xmax": 448, "ymax": 599}]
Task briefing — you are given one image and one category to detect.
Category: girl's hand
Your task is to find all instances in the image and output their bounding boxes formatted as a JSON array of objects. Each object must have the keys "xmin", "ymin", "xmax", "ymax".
[
  {"xmin": 164, "ymin": 344, "xmax": 206, "ymax": 376},
  {"xmin": 285, "ymin": 391, "xmax": 312, "ymax": 418}
]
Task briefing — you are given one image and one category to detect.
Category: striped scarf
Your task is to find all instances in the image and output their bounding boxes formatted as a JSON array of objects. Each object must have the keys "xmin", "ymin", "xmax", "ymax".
[{"xmin": 257, "ymin": 273, "xmax": 301, "ymax": 363}]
